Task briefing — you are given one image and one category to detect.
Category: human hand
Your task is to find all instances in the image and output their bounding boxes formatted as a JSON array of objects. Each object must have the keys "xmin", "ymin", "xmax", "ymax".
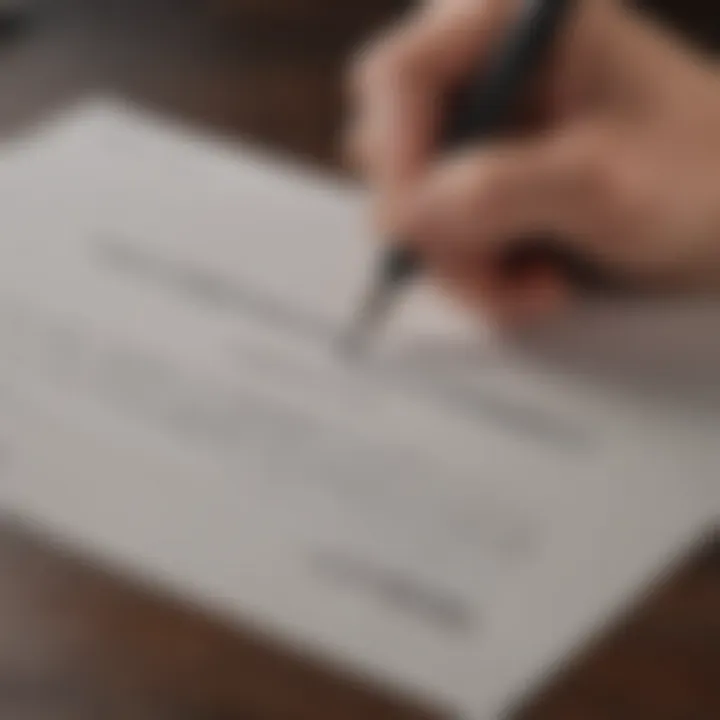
[{"xmin": 346, "ymin": 0, "xmax": 720, "ymax": 324}]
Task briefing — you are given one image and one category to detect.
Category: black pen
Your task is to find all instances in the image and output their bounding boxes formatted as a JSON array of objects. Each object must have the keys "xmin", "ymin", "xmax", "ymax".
[{"xmin": 344, "ymin": 0, "xmax": 620, "ymax": 352}]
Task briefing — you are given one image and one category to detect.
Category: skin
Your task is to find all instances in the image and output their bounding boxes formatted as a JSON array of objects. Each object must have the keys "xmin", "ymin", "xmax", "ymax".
[{"xmin": 346, "ymin": 0, "xmax": 720, "ymax": 326}]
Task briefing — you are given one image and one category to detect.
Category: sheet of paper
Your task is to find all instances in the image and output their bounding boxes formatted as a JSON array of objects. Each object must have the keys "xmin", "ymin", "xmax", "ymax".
[{"xmin": 0, "ymin": 98, "xmax": 716, "ymax": 719}]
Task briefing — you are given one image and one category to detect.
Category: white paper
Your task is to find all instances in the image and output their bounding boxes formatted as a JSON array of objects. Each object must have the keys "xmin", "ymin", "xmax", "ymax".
[{"xmin": 0, "ymin": 98, "xmax": 716, "ymax": 719}]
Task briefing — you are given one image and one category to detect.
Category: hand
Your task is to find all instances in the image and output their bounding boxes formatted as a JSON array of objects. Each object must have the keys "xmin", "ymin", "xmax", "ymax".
[{"xmin": 346, "ymin": 0, "xmax": 720, "ymax": 325}]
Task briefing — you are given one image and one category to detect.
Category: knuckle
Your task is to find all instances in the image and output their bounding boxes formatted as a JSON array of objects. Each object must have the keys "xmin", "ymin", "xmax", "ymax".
[
  {"xmin": 572, "ymin": 135, "xmax": 613, "ymax": 197},
  {"xmin": 570, "ymin": 138, "xmax": 628, "ymax": 219},
  {"xmin": 470, "ymin": 155, "xmax": 515, "ymax": 212},
  {"xmin": 440, "ymin": 154, "xmax": 511, "ymax": 236},
  {"xmin": 351, "ymin": 30, "xmax": 426, "ymax": 97},
  {"xmin": 570, "ymin": 136, "xmax": 654, "ymax": 241},
  {"xmin": 448, "ymin": 156, "xmax": 488, "ymax": 214}
]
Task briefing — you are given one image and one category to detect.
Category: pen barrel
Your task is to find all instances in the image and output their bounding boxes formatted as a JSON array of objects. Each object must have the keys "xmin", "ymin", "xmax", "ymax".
[
  {"xmin": 383, "ymin": 246, "xmax": 422, "ymax": 285},
  {"xmin": 446, "ymin": 0, "xmax": 573, "ymax": 145},
  {"xmin": 444, "ymin": 0, "xmax": 627, "ymax": 295},
  {"xmin": 366, "ymin": 0, "xmax": 622, "ymax": 341}
]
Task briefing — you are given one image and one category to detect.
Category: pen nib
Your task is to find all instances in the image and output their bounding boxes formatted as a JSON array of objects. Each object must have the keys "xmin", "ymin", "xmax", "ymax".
[
  {"xmin": 339, "ymin": 246, "xmax": 419, "ymax": 357},
  {"xmin": 340, "ymin": 278, "xmax": 396, "ymax": 357}
]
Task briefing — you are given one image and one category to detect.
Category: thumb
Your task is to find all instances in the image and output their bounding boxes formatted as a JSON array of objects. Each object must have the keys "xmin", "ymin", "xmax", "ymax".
[{"xmin": 394, "ymin": 128, "xmax": 610, "ymax": 257}]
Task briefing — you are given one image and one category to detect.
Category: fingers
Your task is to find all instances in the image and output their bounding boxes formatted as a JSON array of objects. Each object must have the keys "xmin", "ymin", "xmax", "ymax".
[
  {"xmin": 346, "ymin": 0, "xmax": 521, "ymax": 202},
  {"xmin": 394, "ymin": 127, "xmax": 614, "ymax": 258},
  {"xmin": 431, "ymin": 250, "xmax": 570, "ymax": 327}
]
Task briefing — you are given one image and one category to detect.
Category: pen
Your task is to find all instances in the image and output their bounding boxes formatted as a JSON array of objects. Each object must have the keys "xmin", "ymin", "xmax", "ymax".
[{"xmin": 345, "ymin": 0, "xmax": 622, "ymax": 353}]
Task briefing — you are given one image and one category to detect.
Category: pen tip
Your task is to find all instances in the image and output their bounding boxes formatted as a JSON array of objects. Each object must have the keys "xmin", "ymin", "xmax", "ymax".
[{"xmin": 339, "ymin": 281, "xmax": 396, "ymax": 358}]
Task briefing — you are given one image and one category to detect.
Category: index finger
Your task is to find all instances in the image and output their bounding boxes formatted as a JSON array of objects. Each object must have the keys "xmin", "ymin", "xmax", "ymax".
[{"xmin": 347, "ymin": 0, "xmax": 521, "ymax": 206}]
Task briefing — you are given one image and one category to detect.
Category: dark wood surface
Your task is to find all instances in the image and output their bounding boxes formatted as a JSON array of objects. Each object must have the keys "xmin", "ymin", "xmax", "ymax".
[{"xmin": 0, "ymin": 1, "xmax": 717, "ymax": 718}]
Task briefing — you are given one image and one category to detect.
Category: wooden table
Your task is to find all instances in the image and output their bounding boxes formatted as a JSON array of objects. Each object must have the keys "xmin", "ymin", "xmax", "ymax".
[{"xmin": 0, "ymin": 1, "xmax": 717, "ymax": 718}]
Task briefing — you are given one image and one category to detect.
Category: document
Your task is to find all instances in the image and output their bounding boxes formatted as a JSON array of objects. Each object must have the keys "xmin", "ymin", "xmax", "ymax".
[{"xmin": 0, "ymin": 99, "xmax": 716, "ymax": 719}]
